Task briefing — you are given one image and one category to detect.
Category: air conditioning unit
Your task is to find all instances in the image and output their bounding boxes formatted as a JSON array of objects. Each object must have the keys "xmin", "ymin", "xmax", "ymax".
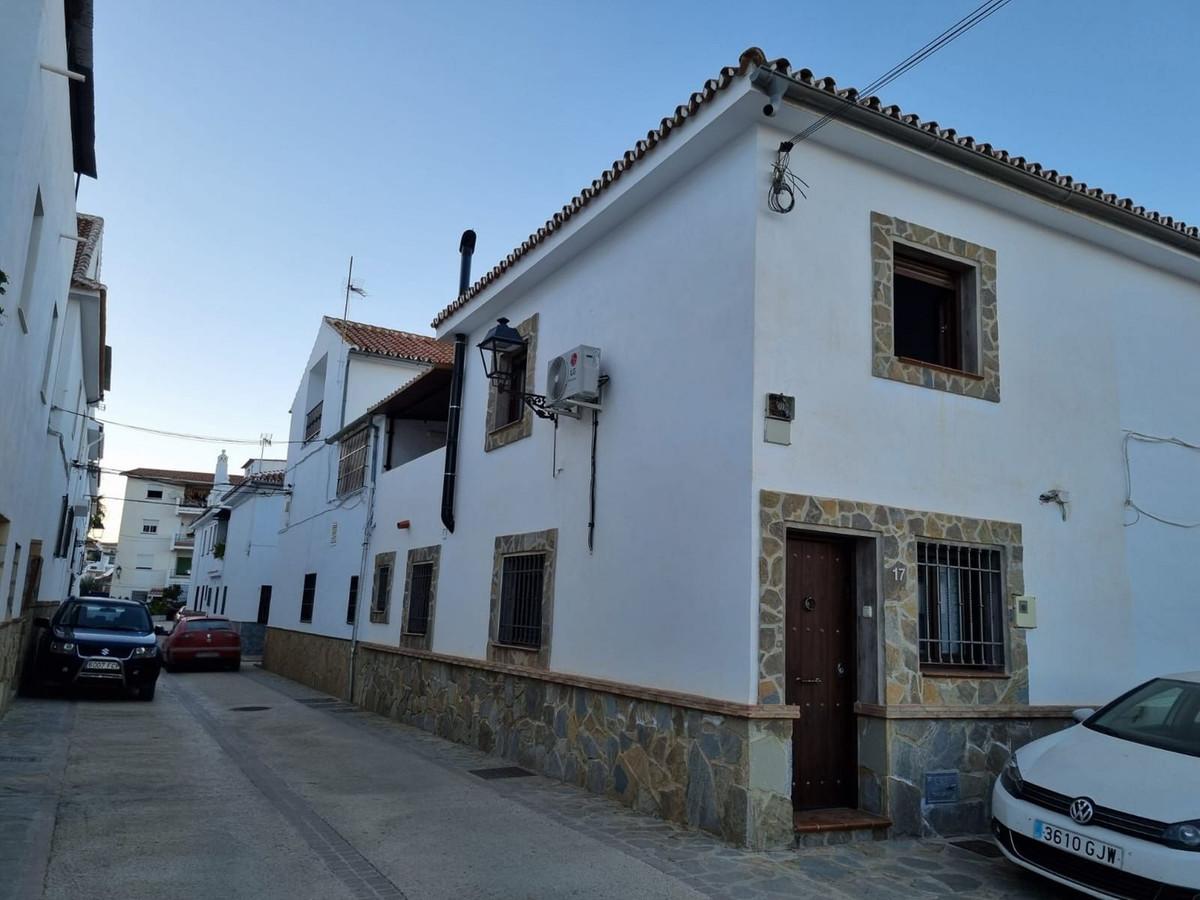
[{"xmin": 546, "ymin": 345, "xmax": 601, "ymax": 410}]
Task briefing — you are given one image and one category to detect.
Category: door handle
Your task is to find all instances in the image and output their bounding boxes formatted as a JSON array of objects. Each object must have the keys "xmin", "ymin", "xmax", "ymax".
[{"xmin": 796, "ymin": 677, "xmax": 823, "ymax": 685}]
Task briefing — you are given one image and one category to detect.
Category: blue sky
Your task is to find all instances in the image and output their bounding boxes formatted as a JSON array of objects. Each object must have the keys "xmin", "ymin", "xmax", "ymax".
[{"xmin": 83, "ymin": 0, "xmax": 1200, "ymax": 537}]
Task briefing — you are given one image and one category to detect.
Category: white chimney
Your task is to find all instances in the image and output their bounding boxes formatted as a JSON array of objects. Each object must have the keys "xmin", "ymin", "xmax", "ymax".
[{"xmin": 209, "ymin": 449, "xmax": 231, "ymax": 504}]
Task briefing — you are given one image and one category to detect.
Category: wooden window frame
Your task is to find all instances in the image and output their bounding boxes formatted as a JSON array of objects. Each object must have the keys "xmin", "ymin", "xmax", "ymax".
[{"xmin": 892, "ymin": 245, "xmax": 975, "ymax": 375}]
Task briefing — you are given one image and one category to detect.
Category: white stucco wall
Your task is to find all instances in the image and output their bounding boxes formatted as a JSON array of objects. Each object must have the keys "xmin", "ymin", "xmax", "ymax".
[
  {"xmin": 0, "ymin": 0, "xmax": 98, "ymax": 615},
  {"xmin": 271, "ymin": 323, "xmax": 430, "ymax": 637},
  {"xmin": 371, "ymin": 128, "xmax": 761, "ymax": 703},
  {"xmin": 110, "ymin": 478, "xmax": 197, "ymax": 601},
  {"xmin": 189, "ymin": 491, "xmax": 286, "ymax": 623},
  {"xmin": 749, "ymin": 123, "xmax": 1200, "ymax": 705}
]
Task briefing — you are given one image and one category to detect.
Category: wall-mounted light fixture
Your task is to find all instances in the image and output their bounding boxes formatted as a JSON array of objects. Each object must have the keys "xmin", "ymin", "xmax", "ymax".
[{"xmin": 476, "ymin": 317, "xmax": 559, "ymax": 421}]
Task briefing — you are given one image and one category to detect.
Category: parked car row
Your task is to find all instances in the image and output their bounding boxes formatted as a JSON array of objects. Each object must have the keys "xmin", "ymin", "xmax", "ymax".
[{"xmin": 24, "ymin": 597, "xmax": 242, "ymax": 701}]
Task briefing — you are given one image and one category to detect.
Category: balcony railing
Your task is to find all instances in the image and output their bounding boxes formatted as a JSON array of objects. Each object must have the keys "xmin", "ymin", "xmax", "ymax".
[
  {"xmin": 171, "ymin": 532, "xmax": 194, "ymax": 549},
  {"xmin": 304, "ymin": 401, "xmax": 323, "ymax": 443}
]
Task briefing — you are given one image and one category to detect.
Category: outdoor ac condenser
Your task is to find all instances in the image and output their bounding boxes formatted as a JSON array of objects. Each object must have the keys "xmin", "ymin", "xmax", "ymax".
[{"xmin": 545, "ymin": 345, "xmax": 601, "ymax": 410}]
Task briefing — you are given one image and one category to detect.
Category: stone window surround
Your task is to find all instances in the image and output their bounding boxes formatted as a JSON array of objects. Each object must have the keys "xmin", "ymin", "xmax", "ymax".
[
  {"xmin": 369, "ymin": 551, "xmax": 396, "ymax": 625},
  {"xmin": 758, "ymin": 491, "xmax": 1028, "ymax": 711},
  {"xmin": 483, "ymin": 312, "xmax": 538, "ymax": 452},
  {"xmin": 487, "ymin": 528, "xmax": 557, "ymax": 670},
  {"xmin": 399, "ymin": 544, "xmax": 440, "ymax": 650},
  {"xmin": 870, "ymin": 212, "xmax": 1000, "ymax": 403}
]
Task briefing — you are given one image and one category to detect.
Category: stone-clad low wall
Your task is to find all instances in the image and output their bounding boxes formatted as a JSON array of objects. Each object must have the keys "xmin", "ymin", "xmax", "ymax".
[
  {"xmin": 353, "ymin": 643, "xmax": 779, "ymax": 846},
  {"xmin": 866, "ymin": 711, "xmax": 1074, "ymax": 837},
  {"xmin": 0, "ymin": 602, "xmax": 57, "ymax": 720},
  {"xmin": 263, "ymin": 627, "xmax": 350, "ymax": 699}
]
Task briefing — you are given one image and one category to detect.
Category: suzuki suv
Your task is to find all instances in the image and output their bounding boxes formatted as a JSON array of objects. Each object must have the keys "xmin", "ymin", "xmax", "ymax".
[{"xmin": 27, "ymin": 597, "xmax": 164, "ymax": 700}]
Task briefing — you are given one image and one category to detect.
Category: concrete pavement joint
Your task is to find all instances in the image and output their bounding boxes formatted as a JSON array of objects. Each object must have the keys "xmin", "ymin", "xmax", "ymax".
[{"xmin": 166, "ymin": 676, "xmax": 408, "ymax": 900}]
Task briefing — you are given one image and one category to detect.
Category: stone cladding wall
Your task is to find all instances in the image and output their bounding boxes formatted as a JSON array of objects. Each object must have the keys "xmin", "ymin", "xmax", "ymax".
[
  {"xmin": 0, "ymin": 602, "xmax": 57, "ymax": 719},
  {"xmin": 354, "ymin": 645, "xmax": 759, "ymax": 845},
  {"xmin": 885, "ymin": 715, "xmax": 1073, "ymax": 837},
  {"xmin": 263, "ymin": 627, "xmax": 350, "ymax": 699}
]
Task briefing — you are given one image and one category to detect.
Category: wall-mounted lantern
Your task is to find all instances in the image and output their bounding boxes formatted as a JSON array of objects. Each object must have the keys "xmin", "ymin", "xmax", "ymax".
[{"xmin": 476, "ymin": 317, "xmax": 525, "ymax": 384}]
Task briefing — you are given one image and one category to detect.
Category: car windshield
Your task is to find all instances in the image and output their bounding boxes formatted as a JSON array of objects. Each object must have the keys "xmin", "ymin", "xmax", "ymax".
[
  {"xmin": 59, "ymin": 601, "xmax": 152, "ymax": 633},
  {"xmin": 1086, "ymin": 678, "xmax": 1200, "ymax": 758}
]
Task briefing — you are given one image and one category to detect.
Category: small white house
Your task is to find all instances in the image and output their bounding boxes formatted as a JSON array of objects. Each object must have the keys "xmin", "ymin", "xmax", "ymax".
[
  {"xmin": 263, "ymin": 316, "xmax": 454, "ymax": 681},
  {"xmin": 186, "ymin": 453, "xmax": 287, "ymax": 653},
  {"xmin": 265, "ymin": 48, "xmax": 1200, "ymax": 847},
  {"xmin": 0, "ymin": 0, "xmax": 105, "ymax": 676}
]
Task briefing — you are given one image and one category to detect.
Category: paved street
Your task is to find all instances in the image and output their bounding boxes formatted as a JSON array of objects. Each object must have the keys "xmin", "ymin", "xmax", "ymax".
[{"xmin": 0, "ymin": 667, "xmax": 1076, "ymax": 900}]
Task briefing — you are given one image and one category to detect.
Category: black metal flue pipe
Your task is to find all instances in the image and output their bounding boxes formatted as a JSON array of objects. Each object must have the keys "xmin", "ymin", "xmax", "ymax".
[{"xmin": 440, "ymin": 229, "xmax": 475, "ymax": 533}]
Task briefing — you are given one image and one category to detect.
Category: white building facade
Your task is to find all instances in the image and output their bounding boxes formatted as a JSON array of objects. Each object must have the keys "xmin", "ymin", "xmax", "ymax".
[
  {"xmin": 265, "ymin": 50, "xmax": 1200, "ymax": 846},
  {"xmin": 0, "ymin": 0, "xmax": 105, "ymax": 666},
  {"xmin": 263, "ymin": 317, "xmax": 453, "ymax": 673},
  {"xmin": 186, "ymin": 454, "xmax": 287, "ymax": 654},
  {"xmin": 109, "ymin": 469, "xmax": 217, "ymax": 604}
]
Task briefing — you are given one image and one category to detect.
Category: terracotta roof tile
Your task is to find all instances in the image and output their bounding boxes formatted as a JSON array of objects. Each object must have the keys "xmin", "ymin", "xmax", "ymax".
[
  {"xmin": 432, "ymin": 47, "xmax": 1198, "ymax": 327},
  {"xmin": 71, "ymin": 213, "xmax": 104, "ymax": 290},
  {"xmin": 324, "ymin": 316, "xmax": 455, "ymax": 365},
  {"xmin": 121, "ymin": 467, "xmax": 244, "ymax": 486}
]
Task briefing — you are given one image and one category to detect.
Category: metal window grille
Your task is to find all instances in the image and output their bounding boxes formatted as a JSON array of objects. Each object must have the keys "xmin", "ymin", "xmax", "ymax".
[
  {"xmin": 337, "ymin": 428, "xmax": 368, "ymax": 496},
  {"xmin": 497, "ymin": 553, "xmax": 545, "ymax": 649},
  {"xmin": 406, "ymin": 563, "xmax": 434, "ymax": 635},
  {"xmin": 371, "ymin": 565, "xmax": 391, "ymax": 615},
  {"xmin": 304, "ymin": 400, "xmax": 323, "ymax": 443},
  {"xmin": 917, "ymin": 541, "xmax": 1005, "ymax": 671},
  {"xmin": 345, "ymin": 575, "xmax": 359, "ymax": 624},
  {"xmin": 300, "ymin": 573, "xmax": 317, "ymax": 623}
]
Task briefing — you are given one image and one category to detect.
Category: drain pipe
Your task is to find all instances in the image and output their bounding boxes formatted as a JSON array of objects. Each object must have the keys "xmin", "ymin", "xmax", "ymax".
[
  {"xmin": 440, "ymin": 229, "xmax": 475, "ymax": 533},
  {"xmin": 347, "ymin": 418, "xmax": 381, "ymax": 703}
]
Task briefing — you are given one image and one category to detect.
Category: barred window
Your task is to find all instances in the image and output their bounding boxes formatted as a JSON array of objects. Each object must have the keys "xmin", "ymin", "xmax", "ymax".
[
  {"xmin": 337, "ymin": 428, "xmax": 368, "ymax": 496},
  {"xmin": 405, "ymin": 563, "xmax": 433, "ymax": 635},
  {"xmin": 497, "ymin": 553, "xmax": 545, "ymax": 649},
  {"xmin": 917, "ymin": 542, "xmax": 1005, "ymax": 671},
  {"xmin": 300, "ymin": 572, "xmax": 317, "ymax": 623}
]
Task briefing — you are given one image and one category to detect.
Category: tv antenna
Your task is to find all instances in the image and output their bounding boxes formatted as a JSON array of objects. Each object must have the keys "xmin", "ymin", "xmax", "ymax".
[{"xmin": 343, "ymin": 256, "xmax": 367, "ymax": 320}]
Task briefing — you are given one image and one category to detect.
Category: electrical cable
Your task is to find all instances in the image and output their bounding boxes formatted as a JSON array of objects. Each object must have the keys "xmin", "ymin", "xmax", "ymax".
[
  {"xmin": 51, "ymin": 405, "xmax": 301, "ymax": 445},
  {"xmin": 786, "ymin": 0, "xmax": 1014, "ymax": 147},
  {"xmin": 1122, "ymin": 431, "xmax": 1200, "ymax": 528}
]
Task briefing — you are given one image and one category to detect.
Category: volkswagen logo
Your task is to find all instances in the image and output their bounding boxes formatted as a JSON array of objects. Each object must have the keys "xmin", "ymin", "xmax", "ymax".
[
  {"xmin": 100, "ymin": 648, "xmax": 110, "ymax": 656},
  {"xmin": 1069, "ymin": 797, "xmax": 1095, "ymax": 825}
]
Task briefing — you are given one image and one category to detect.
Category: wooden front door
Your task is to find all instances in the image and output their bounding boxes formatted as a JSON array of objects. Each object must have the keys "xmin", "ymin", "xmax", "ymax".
[{"xmin": 786, "ymin": 535, "xmax": 857, "ymax": 810}]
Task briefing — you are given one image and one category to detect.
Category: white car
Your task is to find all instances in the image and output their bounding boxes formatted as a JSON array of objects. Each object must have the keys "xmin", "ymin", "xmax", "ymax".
[{"xmin": 992, "ymin": 672, "xmax": 1200, "ymax": 899}]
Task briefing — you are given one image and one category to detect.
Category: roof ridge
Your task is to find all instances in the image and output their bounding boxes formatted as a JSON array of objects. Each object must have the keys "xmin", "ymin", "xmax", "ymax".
[{"xmin": 431, "ymin": 46, "xmax": 1198, "ymax": 328}]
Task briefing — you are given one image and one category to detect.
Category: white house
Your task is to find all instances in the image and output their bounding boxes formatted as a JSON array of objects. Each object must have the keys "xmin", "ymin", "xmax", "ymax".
[
  {"xmin": 263, "ymin": 316, "xmax": 454, "ymax": 678},
  {"xmin": 186, "ymin": 453, "xmax": 287, "ymax": 654},
  {"xmin": 109, "ymin": 468, "xmax": 227, "ymax": 603},
  {"xmin": 0, "ymin": 0, "xmax": 106, "ymax": 710},
  {"xmin": 264, "ymin": 48, "xmax": 1200, "ymax": 847}
]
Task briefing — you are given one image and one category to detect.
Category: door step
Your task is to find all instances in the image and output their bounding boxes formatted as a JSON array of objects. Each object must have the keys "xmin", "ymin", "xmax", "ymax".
[{"xmin": 793, "ymin": 808, "xmax": 892, "ymax": 847}]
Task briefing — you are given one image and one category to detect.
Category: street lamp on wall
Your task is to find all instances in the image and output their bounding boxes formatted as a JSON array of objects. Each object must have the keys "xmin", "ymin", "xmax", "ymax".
[
  {"xmin": 476, "ymin": 317, "xmax": 525, "ymax": 385},
  {"xmin": 476, "ymin": 317, "xmax": 559, "ymax": 420}
]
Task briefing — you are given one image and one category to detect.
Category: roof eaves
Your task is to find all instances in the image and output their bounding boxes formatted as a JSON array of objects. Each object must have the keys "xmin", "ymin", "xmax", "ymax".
[
  {"xmin": 433, "ymin": 47, "xmax": 1200, "ymax": 328},
  {"xmin": 430, "ymin": 48, "xmax": 766, "ymax": 328}
]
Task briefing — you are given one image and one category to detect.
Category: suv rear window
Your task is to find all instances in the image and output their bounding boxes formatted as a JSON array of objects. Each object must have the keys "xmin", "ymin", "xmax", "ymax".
[{"xmin": 60, "ymin": 601, "xmax": 152, "ymax": 633}]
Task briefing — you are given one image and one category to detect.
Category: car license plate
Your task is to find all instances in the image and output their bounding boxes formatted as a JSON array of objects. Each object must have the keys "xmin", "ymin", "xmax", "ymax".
[
  {"xmin": 84, "ymin": 659, "xmax": 121, "ymax": 671},
  {"xmin": 195, "ymin": 651, "xmax": 220, "ymax": 658},
  {"xmin": 1034, "ymin": 820, "xmax": 1123, "ymax": 868}
]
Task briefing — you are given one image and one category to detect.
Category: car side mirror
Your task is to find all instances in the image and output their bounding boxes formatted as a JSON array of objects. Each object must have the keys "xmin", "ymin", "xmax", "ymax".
[
  {"xmin": 1071, "ymin": 708, "xmax": 1095, "ymax": 723},
  {"xmin": 33, "ymin": 617, "xmax": 51, "ymax": 629},
  {"xmin": 154, "ymin": 626, "xmax": 167, "ymax": 636}
]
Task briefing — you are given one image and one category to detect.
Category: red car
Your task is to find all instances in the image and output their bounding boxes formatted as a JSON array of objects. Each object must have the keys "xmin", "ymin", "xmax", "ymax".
[{"xmin": 162, "ymin": 616, "xmax": 241, "ymax": 671}]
